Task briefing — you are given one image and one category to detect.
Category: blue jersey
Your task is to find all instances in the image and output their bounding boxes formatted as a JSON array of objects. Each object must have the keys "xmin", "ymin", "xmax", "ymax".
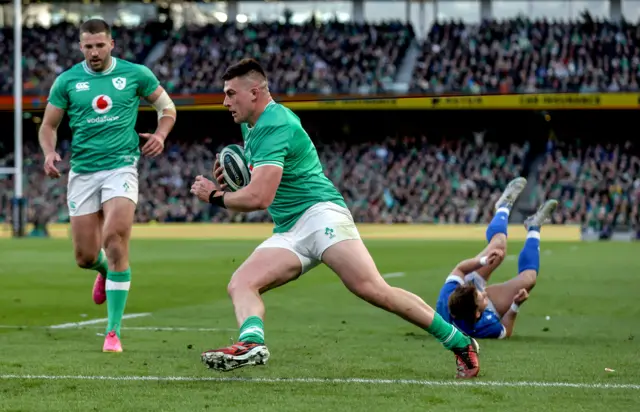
[{"xmin": 436, "ymin": 275, "xmax": 506, "ymax": 339}]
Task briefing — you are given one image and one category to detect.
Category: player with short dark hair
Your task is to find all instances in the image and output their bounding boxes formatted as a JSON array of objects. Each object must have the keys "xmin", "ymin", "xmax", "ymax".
[
  {"xmin": 190, "ymin": 58, "xmax": 480, "ymax": 379},
  {"xmin": 39, "ymin": 18, "xmax": 177, "ymax": 352},
  {"xmin": 436, "ymin": 176, "xmax": 558, "ymax": 339}
]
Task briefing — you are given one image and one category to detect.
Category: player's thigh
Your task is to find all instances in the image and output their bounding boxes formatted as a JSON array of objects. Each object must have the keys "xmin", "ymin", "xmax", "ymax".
[
  {"xmin": 485, "ymin": 270, "xmax": 536, "ymax": 316},
  {"xmin": 229, "ymin": 241, "xmax": 303, "ymax": 295},
  {"xmin": 321, "ymin": 239, "xmax": 387, "ymax": 296},
  {"xmin": 70, "ymin": 212, "xmax": 104, "ymax": 265},
  {"xmin": 101, "ymin": 166, "xmax": 138, "ymax": 240}
]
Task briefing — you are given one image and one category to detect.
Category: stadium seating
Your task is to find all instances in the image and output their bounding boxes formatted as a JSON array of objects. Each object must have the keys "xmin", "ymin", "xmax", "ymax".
[
  {"xmin": 533, "ymin": 141, "xmax": 640, "ymax": 233},
  {"xmin": 2, "ymin": 136, "xmax": 636, "ymax": 234},
  {"xmin": 0, "ymin": 22, "xmax": 157, "ymax": 96},
  {"xmin": 410, "ymin": 18, "xmax": 640, "ymax": 94},
  {"xmin": 0, "ymin": 21, "xmax": 414, "ymax": 96},
  {"xmin": 151, "ymin": 21, "xmax": 415, "ymax": 94},
  {"xmin": 2, "ymin": 137, "xmax": 524, "ymax": 225}
]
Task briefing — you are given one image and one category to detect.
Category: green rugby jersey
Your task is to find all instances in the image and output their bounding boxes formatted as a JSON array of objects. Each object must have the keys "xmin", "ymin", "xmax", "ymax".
[
  {"xmin": 47, "ymin": 57, "xmax": 160, "ymax": 174},
  {"xmin": 241, "ymin": 102, "xmax": 347, "ymax": 233}
]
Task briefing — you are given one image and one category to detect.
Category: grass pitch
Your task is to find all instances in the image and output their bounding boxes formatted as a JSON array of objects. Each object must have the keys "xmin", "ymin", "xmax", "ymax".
[{"xmin": 0, "ymin": 235, "xmax": 639, "ymax": 411}]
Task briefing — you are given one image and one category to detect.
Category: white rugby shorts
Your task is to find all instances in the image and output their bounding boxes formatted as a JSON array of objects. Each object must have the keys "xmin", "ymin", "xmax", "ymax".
[
  {"xmin": 67, "ymin": 166, "xmax": 139, "ymax": 217},
  {"xmin": 256, "ymin": 201, "xmax": 361, "ymax": 274}
]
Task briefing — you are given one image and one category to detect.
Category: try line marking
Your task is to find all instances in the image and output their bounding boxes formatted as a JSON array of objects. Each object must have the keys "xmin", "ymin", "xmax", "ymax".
[{"xmin": 0, "ymin": 375, "xmax": 637, "ymax": 390}]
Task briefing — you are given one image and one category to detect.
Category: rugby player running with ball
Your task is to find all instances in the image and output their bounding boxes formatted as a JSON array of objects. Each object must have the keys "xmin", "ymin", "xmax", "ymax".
[{"xmin": 190, "ymin": 58, "xmax": 480, "ymax": 379}]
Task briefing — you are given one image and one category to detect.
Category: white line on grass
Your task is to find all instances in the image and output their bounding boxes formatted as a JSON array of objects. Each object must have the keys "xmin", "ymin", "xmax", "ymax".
[
  {"xmin": 0, "ymin": 324, "xmax": 234, "ymax": 332},
  {"xmin": 48, "ymin": 313, "xmax": 151, "ymax": 329},
  {"xmin": 382, "ymin": 272, "xmax": 405, "ymax": 279},
  {"xmin": 0, "ymin": 375, "xmax": 637, "ymax": 390},
  {"xmin": 90, "ymin": 326, "xmax": 236, "ymax": 332}
]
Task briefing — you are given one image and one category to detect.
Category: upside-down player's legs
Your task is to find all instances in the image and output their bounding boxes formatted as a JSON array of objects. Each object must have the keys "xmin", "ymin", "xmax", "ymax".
[
  {"xmin": 486, "ymin": 200, "xmax": 557, "ymax": 317},
  {"xmin": 467, "ymin": 177, "xmax": 527, "ymax": 284}
]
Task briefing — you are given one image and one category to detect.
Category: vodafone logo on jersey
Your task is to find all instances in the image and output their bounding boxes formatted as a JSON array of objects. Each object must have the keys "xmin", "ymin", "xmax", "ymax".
[
  {"xmin": 92, "ymin": 95, "xmax": 113, "ymax": 114},
  {"xmin": 87, "ymin": 94, "xmax": 119, "ymax": 125}
]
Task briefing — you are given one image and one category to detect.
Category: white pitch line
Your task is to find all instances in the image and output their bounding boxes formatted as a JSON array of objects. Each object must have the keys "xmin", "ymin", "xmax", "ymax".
[
  {"xmin": 89, "ymin": 326, "xmax": 236, "ymax": 332},
  {"xmin": 0, "ymin": 324, "xmax": 234, "ymax": 332},
  {"xmin": 48, "ymin": 313, "xmax": 151, "ymax": 329},
  {"xmin": 382, "ymin": 272, "xmax": 405, "ymax": 279},
  {"xmin": 0, "ymin": 375, "xmax": 638, "ymax": 390}
]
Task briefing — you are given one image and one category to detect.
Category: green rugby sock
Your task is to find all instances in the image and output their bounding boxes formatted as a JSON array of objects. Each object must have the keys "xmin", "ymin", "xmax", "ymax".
[
  {"xmin": 426, "ymin": 312, "xmax": 471, "ymax": 350},
  {"xmin": 238, "ymin": 316, "xmax": 265, "ymax": 344},
  {"xmin": 88, "ymin": 249, "xmax": 108, "ymax": 278},
  {"xmin": 105, "ymin": 268, "xmax": 132, "ymax": 338}
]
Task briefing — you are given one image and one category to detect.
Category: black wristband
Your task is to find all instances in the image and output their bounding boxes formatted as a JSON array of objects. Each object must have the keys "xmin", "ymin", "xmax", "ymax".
[{"xmin": 208, "ymin": 190, "xmax": 226, "ymax": 208}]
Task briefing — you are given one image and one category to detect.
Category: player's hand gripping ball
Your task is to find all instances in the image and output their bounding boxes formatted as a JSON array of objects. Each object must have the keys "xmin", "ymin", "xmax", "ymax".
[{"xmin": 217, "ymin": 144, "xmax": 251, "ymax": 192}]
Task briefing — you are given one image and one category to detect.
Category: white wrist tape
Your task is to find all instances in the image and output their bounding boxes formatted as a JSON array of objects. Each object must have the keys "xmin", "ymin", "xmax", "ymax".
[
  {"xmin": 479, "ymin": 256, "xmax": 488, "ymax": 266},
  {"xmin": 151, "ymin": 90, "xmax": 176, "ymax": 121},
  {"xmin": 510, "ymin": 303, "xmax": 520, "ymax": 313}
]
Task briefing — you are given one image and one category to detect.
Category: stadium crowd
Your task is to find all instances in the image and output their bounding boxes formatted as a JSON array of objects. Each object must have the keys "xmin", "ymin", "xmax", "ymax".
[
  {"xmin": 1, "ymin": 135, "xmax": 638, "ymax": 237},
  {"xmin": 0, "ymin": 20, "xmax": 415, "ymax": 96},
  {"xmin": 409, "ymin": 17, "xmax": 640, "ymax": 94},
  {"xmin": 534, "ymin": 141, "xmax": 640, "ymax": 234},
  {"xmin": 3, "ymin": 16, "xmax": 640, "ymax": 95},
  {"xmin": 0, "ymin": 136, "xmax": 527, "ymax": 226}
]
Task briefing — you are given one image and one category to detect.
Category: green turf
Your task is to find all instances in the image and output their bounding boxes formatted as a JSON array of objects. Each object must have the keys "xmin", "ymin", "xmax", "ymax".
[{"xmin": 0, "ymin": 238, "xmax": 639, "ymax": 411}]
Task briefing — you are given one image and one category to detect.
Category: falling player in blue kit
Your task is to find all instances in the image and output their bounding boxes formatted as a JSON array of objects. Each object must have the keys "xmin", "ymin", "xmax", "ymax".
[{"xmin": 436, "ymin": 177, "xmax": 558, "ymax": 339}]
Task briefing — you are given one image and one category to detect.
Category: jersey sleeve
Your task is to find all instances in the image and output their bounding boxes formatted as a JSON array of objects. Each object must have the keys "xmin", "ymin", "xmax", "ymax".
[
  {"xmin": 249, "ymin": 124, "xmax": 291, "ymax": 169},
  {"xmin": 136, "ymin": 64, "xmax": 161, "ymax": 97},
  {"xmin": 472, "ymin": 311, "xmax": 507, "ymax": 339},
  {"xmin": 47, "ymin": 76, "xmax": 69, "ymax": 110}
]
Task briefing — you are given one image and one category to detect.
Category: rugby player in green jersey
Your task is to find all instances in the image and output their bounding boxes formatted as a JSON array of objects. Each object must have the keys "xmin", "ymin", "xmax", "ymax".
[
  {"xmin": 38, "ymin": 19, "xmax": 177, "ymax": 353},
  {"xmin": 190, "ymin": 59, "xmax": 479, "ymax": 378}
]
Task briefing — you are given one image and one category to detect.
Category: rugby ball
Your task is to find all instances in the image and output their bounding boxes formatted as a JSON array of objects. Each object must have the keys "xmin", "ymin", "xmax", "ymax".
[{"xmin": 220, "ymin": 144, "xmax": 251, "ymax": 192}]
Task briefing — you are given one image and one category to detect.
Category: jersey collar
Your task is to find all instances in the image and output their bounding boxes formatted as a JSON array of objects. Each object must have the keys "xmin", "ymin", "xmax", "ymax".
[
  {"xmin": 247, "ymin": 100, "xmax": 276, "ymax": 131},
  {"xmin": 82, "ymin": 57, "xmax": 117, "ymax": 76}
]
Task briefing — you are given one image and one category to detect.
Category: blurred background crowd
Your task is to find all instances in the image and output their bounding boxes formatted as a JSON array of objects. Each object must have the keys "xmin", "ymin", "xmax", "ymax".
[{"xmin": 1, "ymin": 2, "xmax": 639, "ymax": 238}]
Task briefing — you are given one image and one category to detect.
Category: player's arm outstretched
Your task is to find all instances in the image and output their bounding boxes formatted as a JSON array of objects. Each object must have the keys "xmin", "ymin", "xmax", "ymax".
[{"xmin": 137, "ymin": 65, "xmax": 177, "ymax": 158}]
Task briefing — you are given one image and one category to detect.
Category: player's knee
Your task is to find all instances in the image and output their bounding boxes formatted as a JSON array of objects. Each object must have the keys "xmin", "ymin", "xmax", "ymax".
[
  {"xmin": 348, "ymin": 278, "xmax": 393, "ymax": 309},
  {"xmin": 491, "ymin": 236, "xmax": 507, "ymax": 255},
  {"xmin": 103, "ymin": 229, "xmax": 127, "ymax": 264},
  {"xmin": 522, "ymin": 271, "xmax": 537, "ymax": 291},
  {"xmin": 227, "ymin": 277, "xmax": 252, "ymax": 298},
  {"xmin": 74, "ymin": 248, "xmax": 99, "ymax": 268}
]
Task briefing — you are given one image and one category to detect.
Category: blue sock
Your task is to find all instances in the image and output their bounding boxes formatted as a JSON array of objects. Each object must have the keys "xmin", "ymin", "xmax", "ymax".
[
  {"xmin": 486, "ymin": 207, "xmax": 510, "ymax": 243},
  {"xmin": 518, "ymin": 228, "xmax": 541, "ymax": 274}
]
